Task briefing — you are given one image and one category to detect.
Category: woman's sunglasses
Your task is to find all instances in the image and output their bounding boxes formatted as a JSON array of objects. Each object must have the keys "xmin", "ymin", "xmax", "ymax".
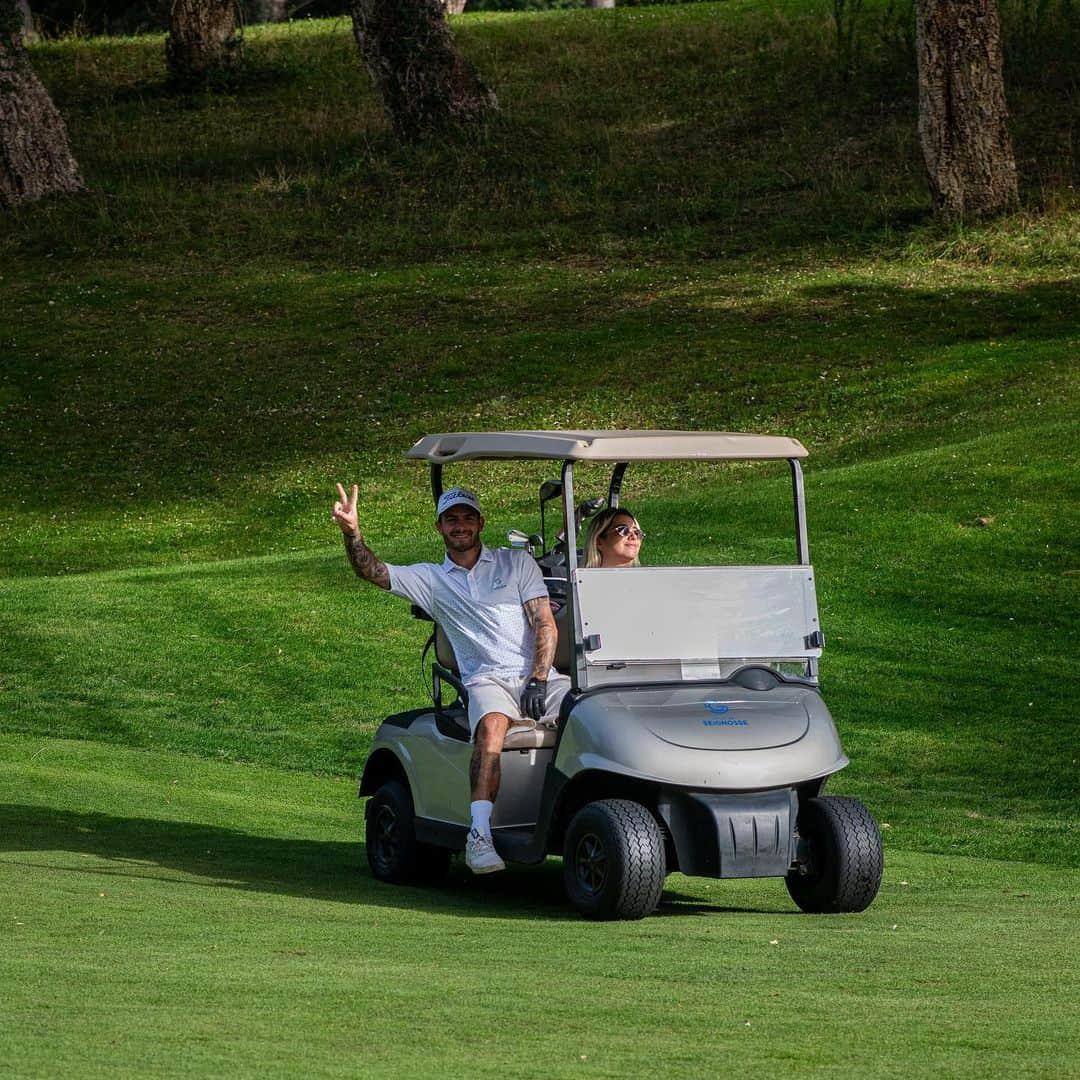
[{"xmin": 607, "ymin": 523, "xmax": 645, "ymax": 541}]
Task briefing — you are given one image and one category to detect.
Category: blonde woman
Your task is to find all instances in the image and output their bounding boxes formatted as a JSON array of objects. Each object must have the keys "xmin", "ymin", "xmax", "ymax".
[{"xmin": 583, "ymin": 507, "xmax": 645, "ymax": 568}]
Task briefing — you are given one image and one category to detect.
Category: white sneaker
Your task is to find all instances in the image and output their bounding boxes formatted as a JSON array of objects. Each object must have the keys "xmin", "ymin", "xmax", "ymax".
[{"xmin": 465, "ymin": 828, "xmax": 505, "ymax": 874}]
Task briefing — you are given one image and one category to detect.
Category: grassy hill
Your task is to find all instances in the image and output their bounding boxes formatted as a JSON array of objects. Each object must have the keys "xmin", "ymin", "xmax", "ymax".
[
  {"xmin": 2, "ymin": 2, "xmax": 1077, "ymax": 572},
  {"xmin": 3, "ymin": 3, "xmax": 1079, "ymax": 1075},
  {"xmin": 3, "ymin": 0, "xmax": 1077, "ymax": 857}
]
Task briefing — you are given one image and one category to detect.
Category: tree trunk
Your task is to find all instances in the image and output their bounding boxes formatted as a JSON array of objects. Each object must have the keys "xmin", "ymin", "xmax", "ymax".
[
  {"xmin": 588, "ymin": 0, "xmax": 616, "ymax": 8},
  {"xmin": 17, "ymin": 0, "xmax": 37, "ymax": 43},
  {"xmin": 0, "ymin": 0, "xmax": 84, "ymax": 207},
  {"xmin": 166, "ymin": 0, "xmax": 242, "ymax": 84},
  {"xmin": 248, "ymin": 0, "xmax": 286, "ymax": 24},
  {"xmin": 915, "ymin": 0, "xmax": 1018, "ymax": 219},
  {"xmin": 442, "ymin": 0, "xmax": 466, "ymax": 14},
  {"xmin": 350, "ymin": 0, "xmax": 497, "ymax": 141}
]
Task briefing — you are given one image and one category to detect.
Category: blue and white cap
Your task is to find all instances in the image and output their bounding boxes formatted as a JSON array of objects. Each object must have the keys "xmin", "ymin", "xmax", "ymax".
[{"xmin": 436, "ymin": 487, "xmax": 482, "ymax": 518}]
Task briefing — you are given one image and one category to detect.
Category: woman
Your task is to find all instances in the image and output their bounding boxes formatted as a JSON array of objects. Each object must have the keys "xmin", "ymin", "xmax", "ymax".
[{"xmin": 583, "ymin": 507, "xmax": 645, "ymax": 568}]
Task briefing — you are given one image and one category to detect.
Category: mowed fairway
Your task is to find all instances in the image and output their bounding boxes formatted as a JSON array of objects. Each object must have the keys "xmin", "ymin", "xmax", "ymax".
[
  {"xmin": 3, "ymin": 735, "xmax": 1078, "ymax": 1079},
  {"xmin": 3, "ymin": 1, "xmax": 1080, "ymax": 1076}
]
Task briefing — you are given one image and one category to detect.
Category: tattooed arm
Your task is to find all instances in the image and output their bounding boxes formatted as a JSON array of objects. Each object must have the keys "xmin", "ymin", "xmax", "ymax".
[
  {"xmin": 524, "ymin": 595, "xmax": 558, "ymax": 680},
  {"xmin": 343, "ymin": 532, "xmax": 391, "ymax": 590},
  {"xmin": 333, "ymin": 482, "xmax": 391, "ymax": 591}
]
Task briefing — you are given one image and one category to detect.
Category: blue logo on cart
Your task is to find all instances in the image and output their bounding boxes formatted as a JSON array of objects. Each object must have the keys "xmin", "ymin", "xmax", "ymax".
[{"xmin": 703, "ymin": 702, "xmax": 747, "ymax": 726}]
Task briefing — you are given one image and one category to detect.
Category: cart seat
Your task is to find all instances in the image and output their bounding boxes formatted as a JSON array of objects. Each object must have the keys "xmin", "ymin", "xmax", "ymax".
[
  {"xmin": 503, "ymin": 723, "xmax": 558, "ymax": 750},
  {"xmin": 436, "ymin": 703, "xmax": 558, "ymax": 749}
]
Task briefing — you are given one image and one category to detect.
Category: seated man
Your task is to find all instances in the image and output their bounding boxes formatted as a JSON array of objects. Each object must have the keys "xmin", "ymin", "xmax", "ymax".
[{"xmin": 332, "ymin": 482, "xmax": 570, "ymax": 875}]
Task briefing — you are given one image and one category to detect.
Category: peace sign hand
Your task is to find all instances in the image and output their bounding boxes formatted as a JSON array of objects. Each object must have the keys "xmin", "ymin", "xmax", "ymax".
[{"xmin": 332, "ymin": 482, "xmax": 360, "ymax": 538}]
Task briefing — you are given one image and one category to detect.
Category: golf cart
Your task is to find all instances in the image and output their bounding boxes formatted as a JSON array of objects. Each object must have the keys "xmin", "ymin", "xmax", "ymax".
[{"xmin": 360, "ymin": 431, "xmax": 883, "ymax": 920}]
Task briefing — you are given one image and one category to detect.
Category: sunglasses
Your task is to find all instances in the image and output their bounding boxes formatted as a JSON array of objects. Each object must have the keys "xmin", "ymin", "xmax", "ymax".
[{"xmin": 607, "ymin": 523, "xmax": 645, "ymax": 541}]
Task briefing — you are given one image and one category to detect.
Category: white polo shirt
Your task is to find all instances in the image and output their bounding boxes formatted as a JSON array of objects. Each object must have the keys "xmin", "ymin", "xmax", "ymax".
[{"xmin": 386, "ymin": 546, "xmax": 551, "ymax": 687}]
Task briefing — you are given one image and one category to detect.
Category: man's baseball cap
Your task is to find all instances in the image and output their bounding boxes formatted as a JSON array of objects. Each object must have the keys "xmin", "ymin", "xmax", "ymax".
[{"xmin": 436, "ymin": 487, "xmax": 482, "ymax": 518}]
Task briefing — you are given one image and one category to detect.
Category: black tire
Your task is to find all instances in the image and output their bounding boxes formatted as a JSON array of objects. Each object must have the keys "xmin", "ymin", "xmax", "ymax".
[
  {"xmin": 562, "ymin": 799, "xmax": 666, "ymax": 920},
  {"xmin": 786, "ymin": 795, "xmax": 883, "ymax": 914},
  {"xmin": 365, "ymin": 779, "xmax": 451, "ymax": 886}
]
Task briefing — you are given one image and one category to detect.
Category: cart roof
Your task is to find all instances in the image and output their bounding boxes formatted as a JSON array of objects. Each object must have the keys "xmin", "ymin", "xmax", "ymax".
[{"xmin": 407, "ymin": 430, "xmax": 808, "ymax": 463}]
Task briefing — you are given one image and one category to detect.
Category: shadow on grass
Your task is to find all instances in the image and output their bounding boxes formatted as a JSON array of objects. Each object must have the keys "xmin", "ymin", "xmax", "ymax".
[
  {"xmin": 1, "ymin": 803, "xmax": 789, "ymax": 920},
  {"xmin": 4, "ymin": 274, "xmax": 1077, "ymax": 520}
]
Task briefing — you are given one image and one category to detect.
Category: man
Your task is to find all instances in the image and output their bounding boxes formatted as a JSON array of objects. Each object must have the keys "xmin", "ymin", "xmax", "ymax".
[{"xmin": 332, "ymin": 482, "xmax": 569, "ymax": 875}]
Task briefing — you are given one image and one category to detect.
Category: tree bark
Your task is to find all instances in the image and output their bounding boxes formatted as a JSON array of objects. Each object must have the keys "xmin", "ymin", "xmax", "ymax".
[
  {"xmin": 442, "ymin": 0, "xmax": 466, "ymax": 14},
  {"xmin": 915, "ymin": 0, "xmax": 1018, "ymax": 219},
  {"xmin": 0, "ymin": 0, "xmax": 84, "ymax": 207},
  {"xmin": 588, "ymin": 0, "xmax": 616, "ymax": 8},
  {"xmin": 350, "ymin": 0, "xmax": 496, "ymax": 141},
  {"xmin": 248, "ymin": 0, "xmax": 286, "ymax": 24},
  {"xmin": 166, "ymin": 0, "xmax": 242, "ymax": 84},
  {"xmin": 16, "ymin": 0, "xmax": 37, "ymax": 43}
]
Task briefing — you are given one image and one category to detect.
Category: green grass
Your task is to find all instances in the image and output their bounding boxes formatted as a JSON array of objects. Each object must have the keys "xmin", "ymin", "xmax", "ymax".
[
  {"xmin": 3, "ymin": 735, "xmax": 1078, "ymax": 1078},
  {"xmin": 2, "ymin": 4, "xmax": 1079, "ymax": 1073},
  {"xmin": 0, "ymin": 0, "xmax": 1077, "ymax": 863},
  {"xmin": 2, "ymin": 6, "xmax": 1077, "ymax": 584},
  {"xmin": 2, "ymin": 423, "xmax": 1076, "ymax": 866},
  {"xmin": 1, "ymin": 0, "xmax": 1076, "ymax": 847}
]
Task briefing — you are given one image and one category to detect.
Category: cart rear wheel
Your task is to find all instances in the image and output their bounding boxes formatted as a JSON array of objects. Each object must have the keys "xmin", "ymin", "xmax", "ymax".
[
  {"xmin": 786, "ymin": 795, "xmax": 883, "ymax": 913},
  {"xmin": 366, "ymin": 779, "xmax": 451, "ymax": 886},
  {"xmin": 563, "ymin": 799, "xmax": 665, "ymax": 920}
]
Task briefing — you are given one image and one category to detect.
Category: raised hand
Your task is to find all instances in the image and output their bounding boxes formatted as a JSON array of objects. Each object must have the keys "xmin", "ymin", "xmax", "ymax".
[
  {"xmin": 332, "ymin": 482, "xmax": 360, "ymax": 537},
  {"xmin": 333, "ymin": 483, "xmax": 390, "ymax": 589}
]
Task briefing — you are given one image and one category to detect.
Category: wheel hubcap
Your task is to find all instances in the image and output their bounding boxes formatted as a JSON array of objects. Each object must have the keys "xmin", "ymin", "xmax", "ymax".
[
  {"xmin": 575, "ymin": 832, "xmax": 607, "ymax": 896},
  {"xmin": 373, "ymin": 805, "xmax": 399, "ymax": 868}
]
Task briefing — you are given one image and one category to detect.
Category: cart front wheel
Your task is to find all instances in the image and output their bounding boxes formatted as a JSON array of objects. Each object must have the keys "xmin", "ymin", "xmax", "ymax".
[
  {"xmin": 786, "ymin": 795, "xmax": 883, "ymax": 913},
  {"xmin": 563, "ymin": 799, "xmax": 665, "ymax": 920}
]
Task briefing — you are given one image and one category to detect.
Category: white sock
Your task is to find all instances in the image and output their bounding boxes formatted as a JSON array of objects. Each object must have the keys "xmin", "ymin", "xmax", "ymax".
[{"xmin": 470, "ymin": 800, "xmax": 493, "ymax": 839}]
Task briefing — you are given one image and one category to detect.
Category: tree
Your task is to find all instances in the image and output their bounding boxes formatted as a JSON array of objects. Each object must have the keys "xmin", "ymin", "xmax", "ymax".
[
  {"xmin": 0, "ymin": 0, "xmax": 83, "ymax": 207},
  {"xmin": 350, "ymin": 0, "xmax": 497, "ymax": 141},
  {"xmin": 250, "ymin": 0, "xmax": 287, "ymax": 24},
  {"xmin": 16, "ymin": 0, "xmax": 37, "ymax": 43},
  {"xmin": 166, "ymin": 0, "xmax": 242, "ymax": 85},
  {"xmin": 915, "ymin": 0, "xmax": 1018, "ymax": 218}
]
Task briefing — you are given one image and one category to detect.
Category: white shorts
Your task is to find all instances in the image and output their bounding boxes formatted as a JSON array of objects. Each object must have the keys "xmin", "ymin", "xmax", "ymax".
[{"xmin": 466, "ymin": 673, "xmax": 571, "ymax": 737}]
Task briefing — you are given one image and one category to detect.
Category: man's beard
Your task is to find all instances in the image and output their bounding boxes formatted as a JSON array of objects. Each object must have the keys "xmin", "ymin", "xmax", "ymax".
[{"xmin": 445, "ymin": 533, "xmax": 478, "ymax": 552}]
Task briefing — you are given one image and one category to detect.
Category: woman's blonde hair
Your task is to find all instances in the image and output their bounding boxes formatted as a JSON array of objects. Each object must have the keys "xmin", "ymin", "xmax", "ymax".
[{"xmin": 583, "ymin": 507, "xmax": 642, "ymax": 568}]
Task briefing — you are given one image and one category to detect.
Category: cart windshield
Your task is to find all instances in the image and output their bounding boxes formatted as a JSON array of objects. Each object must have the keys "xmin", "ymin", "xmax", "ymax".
[
  {"xmin": 561, "ymin": 458, "xmax": 820, "ymax": 688},
  {"xmin": 574, "ymin": 565, "xmax": 821, "ymax": 686}
]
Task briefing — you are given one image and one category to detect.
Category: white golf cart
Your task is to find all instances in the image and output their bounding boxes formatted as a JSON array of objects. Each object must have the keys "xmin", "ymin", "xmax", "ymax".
[{"xmin": 360, "ymin": 431, "xmax": 883, "ymax": 920}]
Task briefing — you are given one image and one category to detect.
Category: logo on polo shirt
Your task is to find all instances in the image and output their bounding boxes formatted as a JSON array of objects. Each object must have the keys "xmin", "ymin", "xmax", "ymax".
[{"xmin": 491, "ymin": 576, "xmax": 506, "ymax": 590}]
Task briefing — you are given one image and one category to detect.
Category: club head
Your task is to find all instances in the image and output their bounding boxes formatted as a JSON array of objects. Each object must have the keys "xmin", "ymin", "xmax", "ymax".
[
  {"xmin": 507, "ymin": 528, "xmax": 532, "ymax": 550},
  {"xmin": 539, "ymin": 480, "xmax": 563, "ymax": 504}
]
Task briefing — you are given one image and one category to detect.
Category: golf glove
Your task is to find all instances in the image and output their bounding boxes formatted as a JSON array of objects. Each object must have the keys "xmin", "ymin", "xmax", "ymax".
[{"xmin": 521, "ymin": 677, "xmax": 547, "ymax": 721}]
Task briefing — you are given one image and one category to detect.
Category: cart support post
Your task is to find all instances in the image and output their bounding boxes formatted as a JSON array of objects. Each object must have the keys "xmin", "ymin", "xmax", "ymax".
[
  {"xmin": 561, "ymin": 459, "xmax": 586, "ymax": 690},
  {"xmin": 790, "ymin": 459, "xmax": 810, "ymax": 566},
  {"xmin": 608, "ymin": 462, "xmax": 629, "ymax": 509},
  {"xmin": 790, "ymin": 457, "xmax": 818, "ymax": 679}
]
